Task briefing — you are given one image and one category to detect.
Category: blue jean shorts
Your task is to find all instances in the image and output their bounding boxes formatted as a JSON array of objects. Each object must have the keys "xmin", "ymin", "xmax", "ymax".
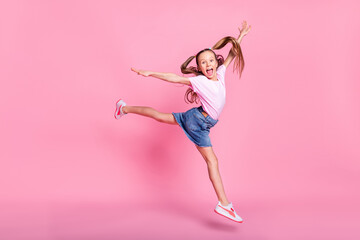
[{"xmin": 172, "ymin": 106, "xmax": 219, "ymax": 147}]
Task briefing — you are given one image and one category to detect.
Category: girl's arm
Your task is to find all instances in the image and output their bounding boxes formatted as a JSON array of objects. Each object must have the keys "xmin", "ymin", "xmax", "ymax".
[
  {"xmin": 131, "ymin": 68, "xmax": 191, "ymax": 86},
  {"xmin": 223, "ymin": 21, "xmax": 251, "ymax": 68}
]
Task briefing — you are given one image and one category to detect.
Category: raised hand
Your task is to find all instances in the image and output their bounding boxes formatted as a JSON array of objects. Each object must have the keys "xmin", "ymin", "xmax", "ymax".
[
  {"xmin": 131, "ymin": 67, "xmax": 152, "ymax": 77},
  {"xmin": 238, "ymin": 21, "xmax": 251, "ymax": 41}
]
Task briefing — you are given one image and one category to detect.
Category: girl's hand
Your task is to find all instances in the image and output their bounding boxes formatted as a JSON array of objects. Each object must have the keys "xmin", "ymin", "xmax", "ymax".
[
  {"xmin": 238, "ymin": 21, "xmax": 251, "ymax": 41},
  {"xmin": 131, "ymin": 67, "xmax": 152, "ymax": 77}
]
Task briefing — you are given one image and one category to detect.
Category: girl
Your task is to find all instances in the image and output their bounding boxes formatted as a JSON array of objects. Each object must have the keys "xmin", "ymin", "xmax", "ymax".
[{"xmin": 115, "ymin": 21, "xmax": 251, "ymax": 223}]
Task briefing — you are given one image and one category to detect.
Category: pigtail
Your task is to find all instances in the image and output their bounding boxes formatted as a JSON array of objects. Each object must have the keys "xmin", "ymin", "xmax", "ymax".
[
  {"xmin": 212, "ymin": 36, "xmax": 244, "ymax": 78},
  {"xmin": 184, "ymin": 88, "xmax": 200, "ymax": 104},
  {"xmin": 180, "ymin": 56, "xmax": 201, "ymax": 104},
  {"xmin": 180, "ymin": 56, "xmax": 200, "ymax": 75}
]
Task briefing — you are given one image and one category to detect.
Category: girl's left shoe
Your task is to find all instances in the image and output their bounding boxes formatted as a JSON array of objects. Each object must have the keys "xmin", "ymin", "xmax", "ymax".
[
  {"xmin": 114, "ymin": 99, "xmax": 127, "ymax": 119},
  {"xmin": 214, "ymin": 201, "xmax": 243, "ymax": 223}
]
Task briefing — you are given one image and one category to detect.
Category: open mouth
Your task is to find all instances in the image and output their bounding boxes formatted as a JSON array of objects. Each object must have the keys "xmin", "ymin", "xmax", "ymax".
[{"xmin": 206, "ymin": 68, "xmax": 213, "ymax": 75}]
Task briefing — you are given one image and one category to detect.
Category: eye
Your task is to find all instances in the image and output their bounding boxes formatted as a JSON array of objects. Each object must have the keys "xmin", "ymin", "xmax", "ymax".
[{"xmin": 210, "ymin": 59, "xmax": 214, "ymax": 62}]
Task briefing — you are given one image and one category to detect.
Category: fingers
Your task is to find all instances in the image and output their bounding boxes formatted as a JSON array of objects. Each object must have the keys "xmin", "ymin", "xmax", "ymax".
[
  {"xmin": 239, "ymin": 22, "xmax": 247, "ymax": 32},
  {"xmin": 238, "ymin": 21, "xmax": 251, "ymax": 35},
  {"xmin": 131, "ymin": 67, "xmax": 141, "ymax": 75},
  {"xmin": 240, "ymin": 21, "xmax": 249, "ymax": 27},
  {"xmin": 131, "ymin": 67, "xmax": 146, "ymax": 77}
]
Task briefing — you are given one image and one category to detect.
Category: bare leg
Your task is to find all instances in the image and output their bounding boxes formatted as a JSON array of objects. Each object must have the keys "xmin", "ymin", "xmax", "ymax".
[
  {"xmin": 196, "ymin": 145, "xmax": 230, "ymax": 206},
  {"xmin": 122, "ymin": 105, "xmax": 178, "ymax": 125}
]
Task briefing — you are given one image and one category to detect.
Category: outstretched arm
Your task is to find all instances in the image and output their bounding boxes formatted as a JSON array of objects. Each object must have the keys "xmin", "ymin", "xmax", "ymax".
[
  {"xmin": 131, "ymin": 68, "xmax": 191, "ymax": 86},
  {"xmin": 223, "ymin": 21, "xmax": 251, "ymax": 68}
]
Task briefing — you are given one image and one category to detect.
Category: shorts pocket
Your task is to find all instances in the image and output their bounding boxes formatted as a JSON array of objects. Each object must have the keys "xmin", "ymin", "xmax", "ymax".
[
  {"xmin": 185, "ymin": 113, "xmax": 204, "ymax": 131},
  {"xmin": 193, "ymin": 113, "xmax": 210, "ymax": 130}
]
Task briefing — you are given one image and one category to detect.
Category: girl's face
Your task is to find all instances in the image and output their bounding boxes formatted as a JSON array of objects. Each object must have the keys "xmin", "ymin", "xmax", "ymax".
[{"xmin": 197, "ymin": 50, "xmax": 218, "ymax": 80}]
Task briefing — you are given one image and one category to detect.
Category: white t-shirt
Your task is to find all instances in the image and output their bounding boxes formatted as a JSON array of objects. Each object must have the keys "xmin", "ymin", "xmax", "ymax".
[{"xmin": 188, "ymin": 64, "xmax": 226, "ymax": 120}]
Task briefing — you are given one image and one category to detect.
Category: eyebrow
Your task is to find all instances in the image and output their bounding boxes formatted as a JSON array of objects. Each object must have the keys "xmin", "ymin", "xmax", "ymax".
[{"xmin": 199, "ymin": 57, "xmax": 215, "ymax": 61}]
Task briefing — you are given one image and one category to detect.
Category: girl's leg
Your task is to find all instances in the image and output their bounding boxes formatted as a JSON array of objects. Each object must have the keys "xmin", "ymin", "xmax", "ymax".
[
  {"xmin": 195, "ymin": 145, "xmax": 230, "ymax": 206},
  {"xmin": 122, "ymin": 105, "xmax": 178, "ymax": 125}
]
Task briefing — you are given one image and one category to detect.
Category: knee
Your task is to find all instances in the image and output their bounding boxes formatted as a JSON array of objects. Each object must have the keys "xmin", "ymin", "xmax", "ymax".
[
  {"xmin": 204, "ymin": 155, "xmax": 218, "ymax": 166},
  {"xmin": 150, "ymin": 109, "xmax": 163, "ymax": 122},
  {"xmin": 156, "ymin": 116, "xmax": 167, "ymax": 123},
  {"xmin": 155, "ymin": 113, "xmax": 172, "ymax": 124}
]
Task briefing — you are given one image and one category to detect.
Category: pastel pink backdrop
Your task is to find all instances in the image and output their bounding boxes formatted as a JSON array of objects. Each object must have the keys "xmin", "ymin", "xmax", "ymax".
[{"xmin": 1, "ymin": 0, "xmax": 359, "ymax": 239}]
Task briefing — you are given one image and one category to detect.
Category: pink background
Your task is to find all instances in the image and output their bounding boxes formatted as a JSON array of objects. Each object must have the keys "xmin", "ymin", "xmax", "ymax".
[{"xmin": 1, "ymin": 0, "xmax": 359, "ymax": 239}]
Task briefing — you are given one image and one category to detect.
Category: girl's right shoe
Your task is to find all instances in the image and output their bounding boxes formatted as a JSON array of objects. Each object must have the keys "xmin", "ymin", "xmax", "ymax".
[
  {"xmin": 114, "ymin": 99, "xmax": 127, "ymax": 119},
  {"xmin": 214, "ymin": 201, "xmax": 243, "ymax": 223}
]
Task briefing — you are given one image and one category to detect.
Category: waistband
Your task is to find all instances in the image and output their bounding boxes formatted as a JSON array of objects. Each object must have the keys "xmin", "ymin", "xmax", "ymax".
[{"xmin": 197, "ymin": 106, "xmax": 218, "ymax": 123}]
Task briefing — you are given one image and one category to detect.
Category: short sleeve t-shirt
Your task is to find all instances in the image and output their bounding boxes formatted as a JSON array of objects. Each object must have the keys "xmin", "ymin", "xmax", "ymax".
[{"xmin": 188, "ymin": 64, "xmax": 226, "ymax": 120}]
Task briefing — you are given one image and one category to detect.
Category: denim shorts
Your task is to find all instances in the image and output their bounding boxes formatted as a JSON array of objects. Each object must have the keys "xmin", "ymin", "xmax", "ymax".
[{"xmin": 172, "ymin": 106, "xmax": 219, "ymax": 147}]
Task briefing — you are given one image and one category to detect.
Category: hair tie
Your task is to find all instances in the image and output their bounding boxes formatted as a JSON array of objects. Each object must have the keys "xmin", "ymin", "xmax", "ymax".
[{"xmin": 209, "ymin": 47, "xmax": 212, "ymax": 50}]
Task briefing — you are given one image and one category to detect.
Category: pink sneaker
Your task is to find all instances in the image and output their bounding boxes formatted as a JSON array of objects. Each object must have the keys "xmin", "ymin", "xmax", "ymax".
[
  {"xmin": 214, "ymin": 201, "xmax": 243, "ymax": 223},
  {"xmin": 114, "ymin": 99, "xmax": 127, "ymax": 119}
]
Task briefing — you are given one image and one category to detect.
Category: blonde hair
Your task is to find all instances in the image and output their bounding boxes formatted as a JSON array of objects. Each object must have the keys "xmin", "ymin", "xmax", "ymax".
[{"xmin": 180, "ymin": 36, "xmax": 245, "ymax": 104}]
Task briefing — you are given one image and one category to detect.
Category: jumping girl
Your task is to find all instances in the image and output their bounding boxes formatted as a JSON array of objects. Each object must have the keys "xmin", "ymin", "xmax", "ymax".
[{"xmin": 114, "ymin": 21, "xmax": 251, "ymax": 223}]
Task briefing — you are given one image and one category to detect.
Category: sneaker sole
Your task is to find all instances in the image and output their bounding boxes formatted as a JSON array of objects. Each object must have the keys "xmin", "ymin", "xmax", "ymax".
[
  {"xmin": 214, "ymin": 209, "xmax": 243, "ymax": 223},
  {"xmin": 114, "ymin": 98, "xmax": 123, "ymax": 119}
]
